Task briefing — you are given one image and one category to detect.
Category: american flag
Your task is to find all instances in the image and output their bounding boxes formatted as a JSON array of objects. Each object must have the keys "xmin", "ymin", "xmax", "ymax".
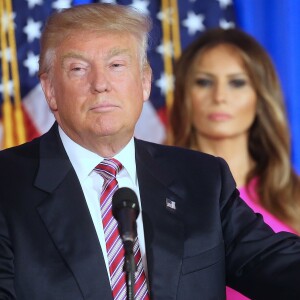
[
  {"xmin": 0, "ymin": 0, "xmax": 72, "ymax": 149},
  {"xmin": 0, "ymin": 0, "xmax": 235, "ymax": 149}
]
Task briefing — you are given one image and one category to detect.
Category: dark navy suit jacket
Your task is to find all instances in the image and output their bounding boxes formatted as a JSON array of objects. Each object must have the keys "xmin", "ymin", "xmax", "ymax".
[{"xmin": 0, "ymin": 123, "xmax": 300, "ymax": 299}]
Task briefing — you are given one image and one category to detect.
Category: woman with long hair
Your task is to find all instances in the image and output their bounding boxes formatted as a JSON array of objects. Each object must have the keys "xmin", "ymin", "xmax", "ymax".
[{"xmin": 169, "ymin": 28, "xmax": 300, "ymax": 299}]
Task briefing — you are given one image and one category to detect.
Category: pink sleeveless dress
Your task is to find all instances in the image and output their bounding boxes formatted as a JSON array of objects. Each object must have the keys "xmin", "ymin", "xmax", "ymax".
[{"xmin": 226, "ymin": 178, "xmax": 296, "ymax": 299}]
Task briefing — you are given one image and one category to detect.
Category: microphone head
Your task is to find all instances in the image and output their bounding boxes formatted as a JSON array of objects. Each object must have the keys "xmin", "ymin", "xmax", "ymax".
[{"xmin": 112, "ymin": 187, "xmax": 140, "ymax": 220}]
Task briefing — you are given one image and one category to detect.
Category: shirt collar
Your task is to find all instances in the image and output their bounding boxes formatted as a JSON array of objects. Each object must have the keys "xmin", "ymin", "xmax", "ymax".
[{"xmin": 58, "ymin": 126, "xmax": 137, "ymax": 184}]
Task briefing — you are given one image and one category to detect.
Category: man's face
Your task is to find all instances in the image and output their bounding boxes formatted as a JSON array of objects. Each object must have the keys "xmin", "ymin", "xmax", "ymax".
[{"xmin": 40, "ymin": 31, "xmax": 151, "ymax": 154}]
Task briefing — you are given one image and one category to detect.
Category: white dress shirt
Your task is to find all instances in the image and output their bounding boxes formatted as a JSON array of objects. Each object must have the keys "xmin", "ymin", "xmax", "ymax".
[{"xmin": 58, "ymin": 127, "xmax": 148, "ymax": 276}]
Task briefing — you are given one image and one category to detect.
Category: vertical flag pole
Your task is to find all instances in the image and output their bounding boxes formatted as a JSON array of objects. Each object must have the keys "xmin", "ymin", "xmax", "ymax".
[
  {"xmin": 162, "ymin": 0, "xmax": 181, "ymax": 140},
  {"xmin": 170, "ymin": 0, "xmax": 181, "ymax": 60},
  {"xmin": 0, "ymin": 0, "xmax": 14, "ymax": 148},
  {"xmin": 5, "ymin": 0, "xmax": 26, "ymax": 146},
  {"xmin": 161, "ymin": 0, "xmax": 174, "ymax": 110}
]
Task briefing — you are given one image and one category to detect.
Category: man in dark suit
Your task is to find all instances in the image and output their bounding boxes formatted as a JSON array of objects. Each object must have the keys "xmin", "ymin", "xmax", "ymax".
[{"xmin": 0, "ymin": 3, "xmax": 300, "ymax": 300}]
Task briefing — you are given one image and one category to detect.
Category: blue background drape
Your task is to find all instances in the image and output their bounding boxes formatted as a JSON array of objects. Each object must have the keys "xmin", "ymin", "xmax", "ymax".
[{"xmin": 234, "ymin": 0, "xmax": 300, "ymax": 173}]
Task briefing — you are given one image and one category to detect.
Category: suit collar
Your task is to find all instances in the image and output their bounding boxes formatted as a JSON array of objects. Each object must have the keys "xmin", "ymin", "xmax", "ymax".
[{"xmin": 34, "ymin": 123, "xmax": 72, "ymax": 193}]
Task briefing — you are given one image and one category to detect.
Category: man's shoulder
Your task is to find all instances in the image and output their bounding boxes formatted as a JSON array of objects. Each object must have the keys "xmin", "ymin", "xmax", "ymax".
[
  {"xmin": 0, "ymin": 123, "xmax": 58, "ymax": 162},
  {"xmin": 134, "ymin": 138, "xmax": 230, "ymax": 177},
  {"xmin": 0, "ymin": 136, "xmax": 41, "ymax": 160},
  {"xmin": 135, "ymin": 138, "xmax": 219, "ymax": 162}
]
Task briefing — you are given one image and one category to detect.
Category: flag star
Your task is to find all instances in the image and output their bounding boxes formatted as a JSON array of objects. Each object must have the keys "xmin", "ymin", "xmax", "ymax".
[
  {"xmin": 0, "ymin": 48, "xmax": 12, "ymax": 62},
  {"xmin": 23, "ymin": 51, "xmax": 39, "ymax": 76},
  {"xmin": 219, "ymin": 19, "xmax": 235, "ymax": 29},
  {"xmin": 52, "ymin": 0, "xmax": 72, "ymax": 10},
  {"xmin": 26, "ymin": 0, "xmax": 44, "ymax": 9},
  {"xmin": 23, "ymin": 18, "xmax": 42, "ymax": 43},
  {"xmin": 155, "ymin": 73, "xmax": 174, "ymax": 95},
  {"xmin": 182, "ymin": 11, "xmax": 205, "ymax": 35},
  {"xmin": 217, "ymin": 0, "xmax": 233, "ymax": 9},
  {"xmin": 0, "ymin": 80, "xmax": 14, "ymax": 97},
  {"xmin": 130, "ymin": 0, "xmax": 150, "ymax": 15},
  {"xmin": 156, "ymin": 41, "xmax": 173, "ymax": 58},
  {"xmin": 157, "ymin": 8, "xmax": 173, "ymax": 24}
]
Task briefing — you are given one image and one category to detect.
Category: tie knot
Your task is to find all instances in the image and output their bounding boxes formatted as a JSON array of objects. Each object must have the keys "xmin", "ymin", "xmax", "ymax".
[{"xmin": 95, "ymin": 158, "xmax": 123, "ymax": 179}]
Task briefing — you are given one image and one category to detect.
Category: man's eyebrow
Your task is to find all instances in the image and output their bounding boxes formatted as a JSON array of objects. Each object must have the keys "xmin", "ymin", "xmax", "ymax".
[
  {"xmin": 106, "ymin": 47, "xmax": 132, "ymax": 59},
  {"xmin": 60, "ymin": 48, "xmax": 133, "ymax": 67},
  {"xmin": 60, "ymin": 52, "xmax": 88, "ymax": 65}
]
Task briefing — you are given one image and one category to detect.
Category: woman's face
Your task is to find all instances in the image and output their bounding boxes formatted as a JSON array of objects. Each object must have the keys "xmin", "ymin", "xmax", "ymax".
[{"xmin": 187, "ymin": 44, "xmax": 257, "ymax": 142}]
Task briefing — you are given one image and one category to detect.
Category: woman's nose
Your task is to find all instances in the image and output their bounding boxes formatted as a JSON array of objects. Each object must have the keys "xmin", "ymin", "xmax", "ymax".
[{"xmin": 213, "ymin": 82, "xmax": 227, "ymax": 103}]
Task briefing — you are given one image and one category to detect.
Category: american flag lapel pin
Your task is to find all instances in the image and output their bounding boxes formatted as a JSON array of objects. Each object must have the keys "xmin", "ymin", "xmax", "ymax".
[{"xmin": 166, "ymin": 198, "xmax": 176, "ymax": 212}]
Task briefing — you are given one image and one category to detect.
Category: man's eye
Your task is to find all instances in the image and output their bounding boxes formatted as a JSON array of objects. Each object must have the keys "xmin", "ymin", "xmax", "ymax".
[
  {"xmin": 111, "ymin": 63, "xmax": 125, "ymax": 69},
  {"xmin": 195, "ymin": 78, "xmax": 213, "ymax": 87},
  {"xmin": 71, "ymin": 67, "xmax": 84, "ymax": 71},
  {"xmin": 69, "ymin": 66, "xmax": 87, "ymax": 76}
]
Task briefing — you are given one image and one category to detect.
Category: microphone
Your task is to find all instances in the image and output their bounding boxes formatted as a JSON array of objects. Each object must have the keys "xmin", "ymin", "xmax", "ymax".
[
  {"xmin": 112, "ymin": 187, "xmax": 140, "ymax": 252},
  {"xmin": 112, "ymin": 187, "xmax": 140, "ymax": 300}
]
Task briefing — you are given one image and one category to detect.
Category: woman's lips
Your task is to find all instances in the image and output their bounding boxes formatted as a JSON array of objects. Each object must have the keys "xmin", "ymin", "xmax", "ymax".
[{"xmin": 208, "ymin": 113, "xmax": 232, "ymax": 121}]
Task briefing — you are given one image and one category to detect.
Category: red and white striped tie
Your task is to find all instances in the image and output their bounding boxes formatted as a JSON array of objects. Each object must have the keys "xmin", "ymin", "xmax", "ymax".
[{"xmin": 95, "ymin": 158, "xmax": 150, "ymax": 300}]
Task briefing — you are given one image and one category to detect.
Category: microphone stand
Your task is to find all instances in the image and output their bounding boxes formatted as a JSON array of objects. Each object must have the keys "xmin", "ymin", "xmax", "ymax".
[{"xmin": 124, "ymin": 241, "xmax": 136, "ymax": 300}]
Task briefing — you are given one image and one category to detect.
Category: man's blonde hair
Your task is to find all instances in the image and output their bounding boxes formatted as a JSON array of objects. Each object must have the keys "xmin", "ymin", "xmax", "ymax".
[{"xmin": 39, "ymin": 3, "xmax": 152, "ymax": 75}]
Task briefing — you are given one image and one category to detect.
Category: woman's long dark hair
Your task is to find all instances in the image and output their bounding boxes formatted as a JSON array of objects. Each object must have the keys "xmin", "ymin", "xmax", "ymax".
[{"xmin": 169, "ymin": 28, "xmax": 300, "ymax": 232}]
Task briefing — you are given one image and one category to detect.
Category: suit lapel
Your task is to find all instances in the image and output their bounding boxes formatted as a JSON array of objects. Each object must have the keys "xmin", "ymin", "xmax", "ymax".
[
  {"xmin": 34, "ymin": 125, "xmax": 113, "ymax": 300},
  {"xmin": 135, "ymin": 139, "xmax": 185, "ymax": 300}
]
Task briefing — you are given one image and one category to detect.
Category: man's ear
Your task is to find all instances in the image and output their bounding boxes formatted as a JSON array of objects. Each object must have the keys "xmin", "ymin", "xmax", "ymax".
[
  {"xmin": 40, "ymin": 73, "xmax": 58, "ymax": 111},
  {"xmin": 142, "ymin": 64, "xmax": 152, "ymax": 102}
]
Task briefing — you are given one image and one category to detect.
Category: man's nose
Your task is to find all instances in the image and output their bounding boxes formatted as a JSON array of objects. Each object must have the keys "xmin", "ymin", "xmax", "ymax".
[{"xmin": 91, "ymin": 68, "xmax": 111, "ymax": 93}]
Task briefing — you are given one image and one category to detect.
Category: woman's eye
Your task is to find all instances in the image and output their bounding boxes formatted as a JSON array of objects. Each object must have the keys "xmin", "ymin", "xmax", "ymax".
[
  {"xmin": 195, "ymin": 78, "xmax": 212, "ymax": 87},
  {"xmin": 230, "ymin": 79, "xmax": 246, "ymax": 88}
]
